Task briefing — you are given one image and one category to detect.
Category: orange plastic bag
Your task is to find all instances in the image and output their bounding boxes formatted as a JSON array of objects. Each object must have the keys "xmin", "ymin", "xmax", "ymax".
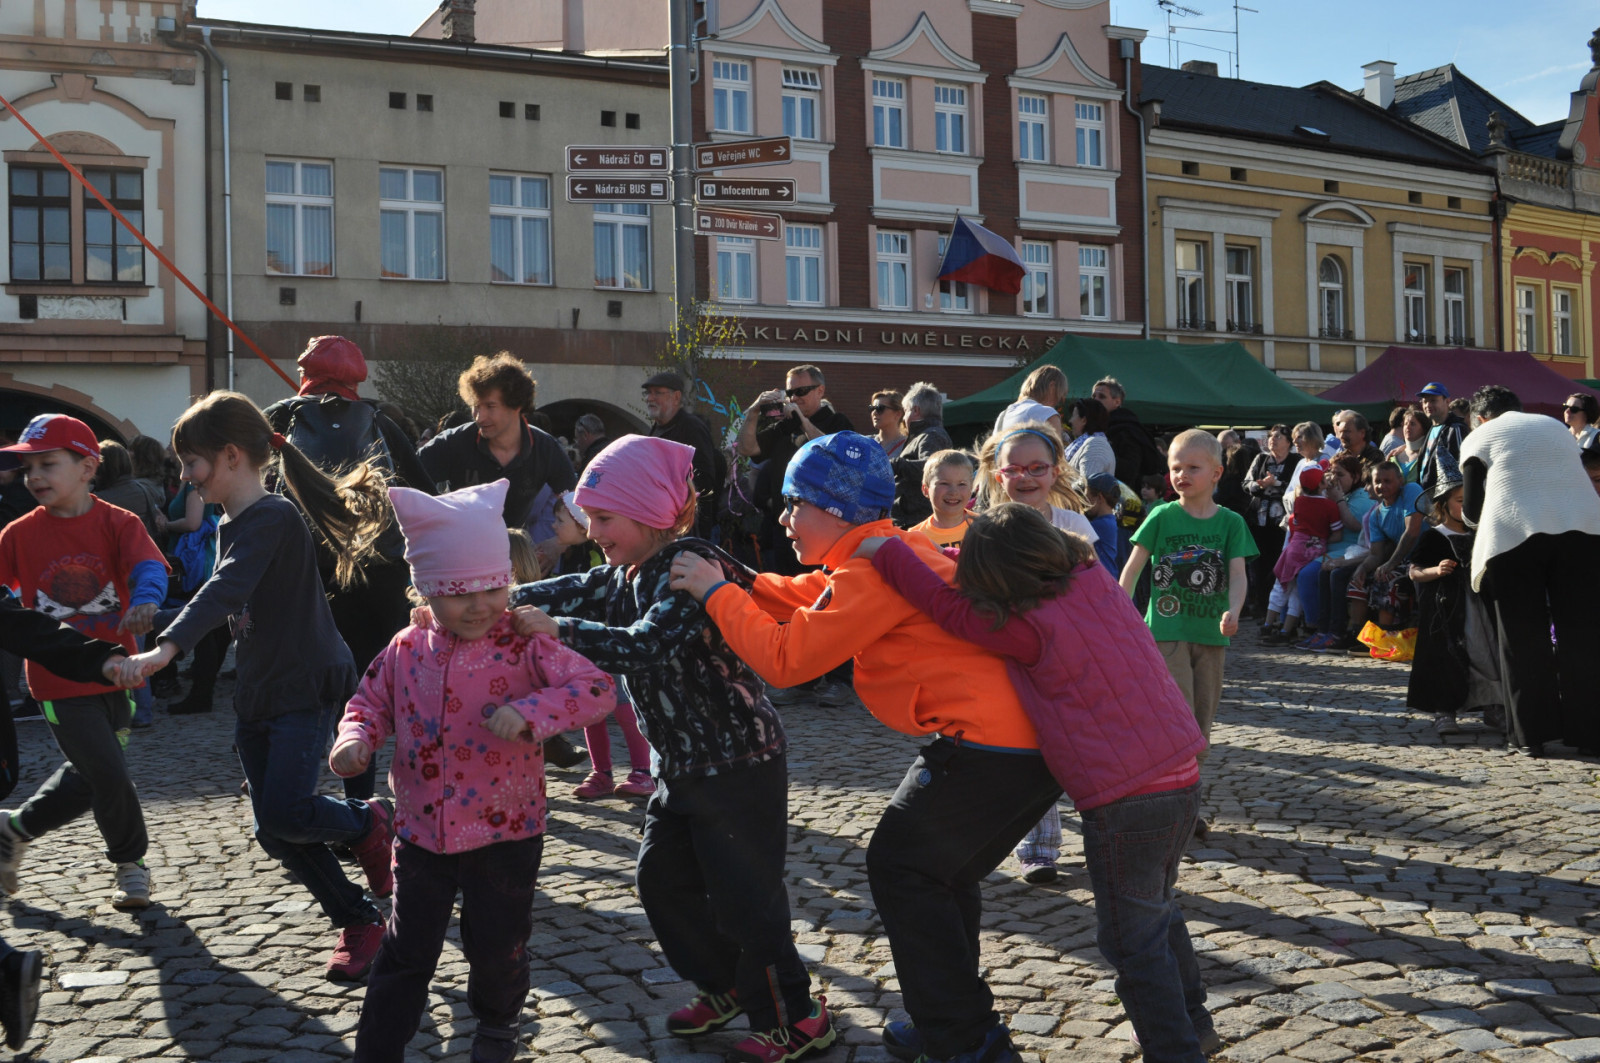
[{"xmin": 1356, "ymin": 621, "xmax": 1417, "ymax": 662}]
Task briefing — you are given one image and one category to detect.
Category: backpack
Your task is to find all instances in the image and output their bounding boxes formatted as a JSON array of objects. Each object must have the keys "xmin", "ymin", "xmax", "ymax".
[{"xmin": 274, "ymin": 395, "xmax": 405, "ymax": 563}]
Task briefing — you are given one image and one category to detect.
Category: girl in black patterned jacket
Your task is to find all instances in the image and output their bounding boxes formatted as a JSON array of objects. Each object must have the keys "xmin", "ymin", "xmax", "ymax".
[{"xmin": 511, "ymin": 435, "xmax": 834, "ymax": 1063}]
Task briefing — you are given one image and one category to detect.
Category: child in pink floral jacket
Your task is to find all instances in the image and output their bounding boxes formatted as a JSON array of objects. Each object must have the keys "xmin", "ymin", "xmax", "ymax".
[{"xmin": 329, "ymin": 479, "xmax": 613, "ymax": 1063}]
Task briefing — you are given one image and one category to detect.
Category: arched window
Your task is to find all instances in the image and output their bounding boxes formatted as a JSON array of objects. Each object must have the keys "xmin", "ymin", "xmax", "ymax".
[{"xmin": 1318, "ymin": 255, "xmax": 1347, "ymax": 338}]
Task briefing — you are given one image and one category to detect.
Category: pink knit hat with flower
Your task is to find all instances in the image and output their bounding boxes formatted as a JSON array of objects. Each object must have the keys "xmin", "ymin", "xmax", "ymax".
[
  {"xmin": 390, "ymin": 480, "xmax": 513, "ymax": 597},
  {"xmin": 573, "ymin": 436, "xmax": 696, "ymax": 530}
]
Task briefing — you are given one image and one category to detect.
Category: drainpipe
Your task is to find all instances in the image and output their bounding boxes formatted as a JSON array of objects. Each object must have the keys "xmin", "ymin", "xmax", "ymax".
[
  {"xmin": 1121, "ymin": 40, "xmax": 1150, "ymax": 339},
  {"xmin": 159, "ymin": 21, "xmax": 217, "ymax": 392},
  {"xmin": 199, "ymin": 26, "xmax": 236, "ymax": 390}
]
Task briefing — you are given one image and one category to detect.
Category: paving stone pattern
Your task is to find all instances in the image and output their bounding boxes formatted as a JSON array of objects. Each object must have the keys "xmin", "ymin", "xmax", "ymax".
[{"xmin": 10, "ymin": 633, "xmax": 1600, "ymax": 1063}]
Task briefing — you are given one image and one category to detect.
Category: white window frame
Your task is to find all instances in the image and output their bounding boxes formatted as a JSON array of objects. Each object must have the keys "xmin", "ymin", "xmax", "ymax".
[
  {"xmin": 873, "ymin": 78, "xmax": 905, "ymax": 148},
  {"xmin": 1515, "ymin": 284, "xmax": 1539, "ymax": 351},
  {"xmin": 593, "ymin": 203, "xmax": 652, "ymax": 291},
  {"xmin": 716, "ymin": 236, "xmax": 756, "ymax": 303},
  {"xmin": 712, "ymin": 59, "xmax": 751, "ymax": 134},
  {"xmin": 379, "ymin": 166, "xmax": 445, "ymax": 281},
  {"xmin": 1403, "ymin": 262, "xmax": 1429, "ymax": 342},
  {"xmin": 1443, "ymin": 266, "xmax": 1468, "ymax": 345},
  {"xmin": 488, "ymin": 173, "xmax": 551, "ymax": 286},
  {"xmin": 785, "ymin": 223, "xmax": 824, "ymax": 306},
  {"xmin": 935, "ymin": 83, "xmax": 967, "ymax": 155},
  {"xmin": 1553, "ymin": 287, "xmax": 1574, "ymax": 356},
  {"xmin": 265, "ymin": 158, "xmax": 334, "ymax": 277},
  {"xmin": 1023, "ymin": 241, "xmax": 1053, "ymax": 317},
  {"xmin": 1224, "ymin": 245, "xmax": 1254, "ymax": 330},
  {"xmin": 876, "ymin": 230, "xmax": 910, "ymax": 310},
  {"xmin": 1078, "ymin": 245, "xmax": 1109, "ymax": 321},
  {"xmin": 1075, "ymin": 102, "xmax": 1105, "ymax": 168},
  {"xmin": 1018, "ymin": 94, "xmax": 1048, "ymax": 162},
  {"xmin": 1319, "ymin": 254, "xmax": 1346, "ymax": 337},
  {"xmin": 1175, "ymin": 240, "xmax": 1206, "ymax": 328},
  {"xmin": 937, "ymin": 233, "xmax": 971, "ymax": 312},
  {"xmin": 782, "ymin": 67, "xmax": 820, "ymax": 142}
]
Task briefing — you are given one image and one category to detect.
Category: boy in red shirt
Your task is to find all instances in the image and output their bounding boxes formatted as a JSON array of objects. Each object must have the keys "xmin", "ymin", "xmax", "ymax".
[{"xmin": 0, "ymin": 415, "xmax": 167, "ymax": 910}]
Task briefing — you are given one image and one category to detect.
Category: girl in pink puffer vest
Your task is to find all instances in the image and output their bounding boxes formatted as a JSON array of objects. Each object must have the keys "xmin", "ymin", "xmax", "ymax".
[
  {"xmin": 330, "ymin": 479, "xmax": 614, "ymax": 1063},
  {"xmin": 860, "ymin": 502, "xmax": 1217, "ymax": 1063}
]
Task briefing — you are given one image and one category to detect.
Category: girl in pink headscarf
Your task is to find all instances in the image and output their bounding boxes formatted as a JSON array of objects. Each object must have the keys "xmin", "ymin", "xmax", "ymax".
[{"xmin": 510, "ymin": 434, "xmax": 834, "ymax": 1063}]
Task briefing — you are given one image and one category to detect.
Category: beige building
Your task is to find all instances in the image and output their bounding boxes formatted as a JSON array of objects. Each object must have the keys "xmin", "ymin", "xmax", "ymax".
[
  {"xmin": 190, "ymin": 14, "xmax": 673, "ymax": 430},
  {"xmin": 0, "ymin": 0, "xmax": 207, "ymax": 440},
  {"xmin": 1141, "ymin": 61, "xmax": 1497, "ymax": 390}
]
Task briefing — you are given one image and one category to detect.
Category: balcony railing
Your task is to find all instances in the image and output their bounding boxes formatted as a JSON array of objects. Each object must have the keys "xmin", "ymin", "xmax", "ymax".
[
  {"xmin": 1176, "ymin": 317, "xmax": 1215, "ymax": 332},
  {"xmin": 1227, "ymin": 320, "xmax": 1263, "ymax": 335},
  {"xmin": 1444, "ymin": 332, "xmax": 1476, "ymax": 347},
  {"xmin": 1501, "ymin": 151, "xmax": 1570, "ymax": 190},
  {"xmin": 1318, "ymin": 326, "xmax": 1354, "ymax": 340}
]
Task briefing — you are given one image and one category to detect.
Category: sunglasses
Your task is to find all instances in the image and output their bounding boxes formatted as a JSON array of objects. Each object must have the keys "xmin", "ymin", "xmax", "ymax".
[
  {"xmin": 1565, "ymin": 404, "xmax": 1585, "ymax": 412},
  {"xmin": 998, "ymin": 462, "xmax": 1055, "ymax": 480},
  {"xmin": 870, "ymin": 404, "xmax": 898, "ymax": 414},
  {"xmin": 785, "ymin": 384, "xmax": 821, "ymax": 399}
]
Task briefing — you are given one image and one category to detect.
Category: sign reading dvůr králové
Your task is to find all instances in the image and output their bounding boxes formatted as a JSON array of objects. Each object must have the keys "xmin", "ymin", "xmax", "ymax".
[{"xmin": 694, "ymin": 208, "xmax": 784, "ymax": 240}]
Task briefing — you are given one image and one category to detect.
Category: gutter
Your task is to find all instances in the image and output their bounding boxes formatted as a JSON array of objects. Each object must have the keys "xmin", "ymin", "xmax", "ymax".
[
  {"xmin": 1121, "ymin": 41, "xmax": 1151, "ymax": 339},
  {"xmin": 158, "ymin": 26, "xmax": 218, "ymax": 392},
  {"xmin": 195, "ymin": 26, "xmax": 237, "ymax": 391}
]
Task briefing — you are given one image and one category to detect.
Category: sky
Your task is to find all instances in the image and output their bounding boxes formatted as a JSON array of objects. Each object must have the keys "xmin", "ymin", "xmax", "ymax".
[{"xmin": 197, "ymin": 0, "xmax": 1595, "ymax": 125}]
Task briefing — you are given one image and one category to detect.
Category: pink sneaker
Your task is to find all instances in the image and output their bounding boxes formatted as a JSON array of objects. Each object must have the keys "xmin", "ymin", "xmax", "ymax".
[
  {"xmin": 614, "ymin": 770, "xmax": 656, "ymax": 798},
  {"xmin": 730, "ymin": 996, "xmax": 836, "ymax": 1063},
  {"xmin": 326, "ymin": 922, "xmax": 384, "ymax": 982},
  {"xmin": 350, "ymin": 798, "xmax": 394, "ymax": 898},
  {"xmin": 573, "ymin": 771, "xmax": 615, "ymax": 800}
]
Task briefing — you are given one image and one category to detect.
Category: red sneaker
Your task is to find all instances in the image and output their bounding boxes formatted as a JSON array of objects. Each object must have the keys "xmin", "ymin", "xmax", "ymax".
[
  {"xmin": 614, "ymin": 770, "xmax": 657, "ymax": 798},
  {"xmin": 350, "ymin": 798, "xmax": 395, "ymax": 898},
  {"xmin": 667, "ymin": 989, "xmax": 743, "ymax": 1036},
  {"xmin": 573, "ymin": 771, "xmax": 616, "ymax": 800},
  {"xmin": 326, "ymin": 922, "xmax": 384, "ymax": 981},
  {"xmin": 730, "ymin": 996, "xmax": 837, "ymax": 1063}
]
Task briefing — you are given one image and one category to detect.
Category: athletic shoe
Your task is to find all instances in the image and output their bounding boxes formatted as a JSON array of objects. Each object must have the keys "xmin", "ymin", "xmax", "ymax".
[
  {"xmin": 9, "ymin": 700, "xmax": 41, "ymax": 723},
  {"xmin": 729, "ymin": 995, "xmax": 837, "ymax": 1063},
  {"xmin": 1320, "ymin": 633, "xmax": 1357, "ymax": 655},
  {"xmin": 1296, "ymin": 633, "xmax": 1331, "ymax": 652},
  {"xmin": 1433, "ymin": 713, "xmax": 1462, "ymax": 736},
  {"xmin": 1193, "ymin": 816, "xmax": 1210, "ymax": 841},
  {"xmin": 667, "ymin": 989, "xmax": 743, "ymax": 1037},
  {"xmin": 1260, "ymin": 628, "xmax": 1290, "ymax": 646},
  {"xmin": 814, "ymin": 681, "xmax": 853, "ymax": 707},
  {"xmin": 573, "ymin": 771, "xmax": 615, "ymax": 800},
  {"xmin": 351, "ymin": 798, "xmax": 395, "ymax": 899},
  {"xmin": 470, "ymin": 1028, "xmax": 520, "ymax": 1063},
  {"xmin": 1483, "ymin": 705, "xmax": 1506, "ymax": 731},
  {"xmin": 917, "ymin": 1022, "xmax": 1019, "ymax": 1063},
  {"xmin": 1020, "ymin": 863, "xmax": 1057, "ymax": 885},
  {"xmin": 1130, "ymin": 1026, "xmax": 1224, "ymax": 1056},
  {"xmin": 884, "ymin": 1020, "xmax": 924, "ymax": 1061},
  {"xmin": 614, "ymin": 770, "xmax": 657, "ymax": 798},
  {"xmin": 0, "ymin": 816, "xmax": 30, "ymax": 895},
  {"xmin": 1346, "ymin": 640, "xmax": 1372, "ymax": 657},
  {"xmin": 111, "ymin": 861, "xmax": 151, "ymax": 910},
  {"xmin": 543, "ymin": 734, "xmax": 587, "ymax": 769},
  {"xmin": 0, "ymin": 949, "xmax": 41, "ymax": 1050},
  {"xmin": 326, "ymin": 922, "xmax": 384, "ymax": 982}
]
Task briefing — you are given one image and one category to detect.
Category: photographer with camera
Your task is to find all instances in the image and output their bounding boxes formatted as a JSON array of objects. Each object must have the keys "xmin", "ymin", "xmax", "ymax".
[{"xmin": 736, "ymin": 365, "xmax": 854, "ymax": 574}]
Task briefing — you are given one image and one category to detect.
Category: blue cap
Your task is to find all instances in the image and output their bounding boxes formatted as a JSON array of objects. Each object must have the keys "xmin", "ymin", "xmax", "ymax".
[
  {"xmin": 1416, "ymin": 381, "xmax": 1450, "ymax": 398},
  {"xmin": 1087, "ymin": 473, "xmax": 1121, "ymax": 499},
  {"xmin": 782, "ymin": 431, "xmax": 894, "ymax": 525}
]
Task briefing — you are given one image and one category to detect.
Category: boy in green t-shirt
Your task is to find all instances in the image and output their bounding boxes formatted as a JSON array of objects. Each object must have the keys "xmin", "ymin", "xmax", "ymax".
[{"xmin": 1120, "ymin": 430, "xmax": 1257, "ymax": 797}]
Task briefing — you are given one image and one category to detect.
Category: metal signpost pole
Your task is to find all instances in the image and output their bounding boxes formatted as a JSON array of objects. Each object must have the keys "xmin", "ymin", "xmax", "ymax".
[{"xmin": 669, "ymin": 0, "xmax": 697, "ymax": 353}]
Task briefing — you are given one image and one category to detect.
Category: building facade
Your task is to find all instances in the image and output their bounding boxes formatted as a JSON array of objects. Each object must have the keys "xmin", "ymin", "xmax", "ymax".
[
  {"xmin": 1140, "ymin": 62, "xmax": 1498, "ymax": 393},
  {"xmin": 189, "ymin": 17, "xmax": 672, "ymax": 432},
  {"xmin": 0, "ymin": 0, "xmax": 206, "ymax": 441},
  {"xmin": 1388, "ymin": 35, "xmax": 1600, "ymax": 380}
]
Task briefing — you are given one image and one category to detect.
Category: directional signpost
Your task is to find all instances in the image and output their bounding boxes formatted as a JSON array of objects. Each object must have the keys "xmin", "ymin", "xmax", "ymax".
[
  {"xmin": 565, "ymin": 145, "xmax": 669, "ymax": 173},
  {"xmin": 566, "ymin": 176, "xmax": 670, "ymax": 204},
  {"xmin": 695, "ymin": 136, "xmax": 793, "ymax": 170},
  {"xmin": 697, "ymin": 177, "xmax": 797, "ymax": 206},
  {"xmin": 695, "ymin": 207, "xmax": 784, "ymax": 241}
]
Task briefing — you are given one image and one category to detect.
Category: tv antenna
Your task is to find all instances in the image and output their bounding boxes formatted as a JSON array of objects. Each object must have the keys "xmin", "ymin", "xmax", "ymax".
[{"xmin": 1156, "ymin": 0, "xmax": 1257, "ymax": 78}]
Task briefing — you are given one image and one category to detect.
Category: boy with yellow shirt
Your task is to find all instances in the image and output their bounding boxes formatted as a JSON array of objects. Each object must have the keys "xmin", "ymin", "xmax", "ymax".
[
  {"xmin": 669, "ymin": 432, "xmax": 1056, "ymax": 1063},
  {"xmin": 910, "ymin": 450, "xmax": 975, "ymax": 548}
]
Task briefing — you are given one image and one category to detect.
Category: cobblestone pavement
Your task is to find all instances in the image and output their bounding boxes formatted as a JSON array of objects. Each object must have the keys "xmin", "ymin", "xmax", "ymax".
[{"xmin": 9, "ymin": 633, "xmax": 1600, "ymax": 1063}]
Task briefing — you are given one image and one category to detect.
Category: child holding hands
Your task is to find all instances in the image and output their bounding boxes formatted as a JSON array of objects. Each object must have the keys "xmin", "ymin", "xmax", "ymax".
[{"xmin": 331, "ymin": 481, "xmax": 614, "ymax": 1063}]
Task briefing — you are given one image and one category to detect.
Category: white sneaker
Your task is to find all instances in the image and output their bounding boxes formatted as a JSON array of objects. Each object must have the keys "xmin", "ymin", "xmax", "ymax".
[
  {"xmin": 0, "ymin": 817, "xmax": 29, "ymax": 896},
  {"xmin": 111, "ymin": 862, "xmax": 150, "ymax": 910}
]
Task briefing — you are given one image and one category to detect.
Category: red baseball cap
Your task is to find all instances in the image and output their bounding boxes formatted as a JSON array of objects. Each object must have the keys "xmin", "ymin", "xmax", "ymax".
[{"xmin": 0, "ymin": 414, "xmax": 101, "ymax": 464}]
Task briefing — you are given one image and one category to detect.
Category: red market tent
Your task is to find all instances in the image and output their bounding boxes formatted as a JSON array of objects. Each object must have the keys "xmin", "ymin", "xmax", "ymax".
[{"xmin": 1317, "ymin": 347, "xmax": 1600, "ymax": 418}]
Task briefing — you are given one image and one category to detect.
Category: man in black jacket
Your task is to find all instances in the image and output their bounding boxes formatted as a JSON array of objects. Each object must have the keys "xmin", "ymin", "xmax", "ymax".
[
  {"xmin": 890, "ymin": 381, "xmax": 953, "ymax": 527},
  {"xmin": 644, "ymin": 371, "xmax": 722, "ymax": 537},
  {"xmin": 1093, "ymin": 377, "xmax": 1162, "ymax": 487}
]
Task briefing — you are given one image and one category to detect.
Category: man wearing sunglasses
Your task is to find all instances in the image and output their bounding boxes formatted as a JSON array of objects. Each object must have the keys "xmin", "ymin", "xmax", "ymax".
[{"xmin": 736, "ymin": 366, "xmax": 853, "ymax": 575}]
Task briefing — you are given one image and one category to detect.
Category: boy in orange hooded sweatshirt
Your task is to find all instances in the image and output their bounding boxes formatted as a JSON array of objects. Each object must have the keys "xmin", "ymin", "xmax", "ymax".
[{"xmin": 669, "ymin": 431, "xmax": 1060, "ymax": 1063}]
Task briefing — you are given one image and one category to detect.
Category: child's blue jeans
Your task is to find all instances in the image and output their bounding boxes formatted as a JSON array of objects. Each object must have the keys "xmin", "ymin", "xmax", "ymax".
[
  {"xmin": 235, "ymin": 703, "xmax": 380, "ymax": 929},
  {"xmin": 1081, "ymin": 783, "xmax": 1211, "ymax": 1063}
]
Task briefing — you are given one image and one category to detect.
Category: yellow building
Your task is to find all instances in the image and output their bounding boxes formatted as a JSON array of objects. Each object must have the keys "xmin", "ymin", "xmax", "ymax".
[{"xmin": 1139, "ymin": 61, "xmax": 1498, "ymax": 390}]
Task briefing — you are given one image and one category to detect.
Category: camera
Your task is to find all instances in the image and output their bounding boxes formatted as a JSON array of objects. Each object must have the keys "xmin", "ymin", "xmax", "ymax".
[{"xmin": 760, "ymin": 402, "xmax": 785, "ymax": 418}]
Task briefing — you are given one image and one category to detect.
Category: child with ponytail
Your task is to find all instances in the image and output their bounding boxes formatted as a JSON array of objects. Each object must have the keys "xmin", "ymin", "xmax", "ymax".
[{"xmin": 124, "ymin": 391, "xmax": 398, "ymax": 980}]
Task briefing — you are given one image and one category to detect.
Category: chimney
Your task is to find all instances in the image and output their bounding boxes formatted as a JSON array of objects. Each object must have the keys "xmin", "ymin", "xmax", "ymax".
[
  {"xmin": 1362, "ymin": 60, "xmax": 1395, "ymax": 109},
  {"xmin": 1181, "ymin": 59, "xmax": 1218, "ymax": 77},
  {"xmin": 440, "ymin": 0, "xmax": 476, "ymax": 44}
]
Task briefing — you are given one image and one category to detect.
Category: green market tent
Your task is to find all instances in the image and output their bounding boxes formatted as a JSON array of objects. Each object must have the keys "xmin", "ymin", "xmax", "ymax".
[{"xmin": 943, "ymin": 335, "xmax": 1378, "ymax": 431}]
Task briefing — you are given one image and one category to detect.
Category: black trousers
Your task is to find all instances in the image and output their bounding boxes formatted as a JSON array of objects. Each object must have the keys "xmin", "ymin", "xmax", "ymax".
[
  {"xmin": 1247, "ymin": 521, "xmax": 1283, "ymax": 612},
  {"xmin": 1477, "ymin": 532, "xmax": 1600, "ymax": 750},
  {"xmin": 866, "ymin": 740, "xmax": 1062, "ymax": 1059},
  {"xmin": 329, "ymin": 560, "xmax": 413, "ymax": 800}
]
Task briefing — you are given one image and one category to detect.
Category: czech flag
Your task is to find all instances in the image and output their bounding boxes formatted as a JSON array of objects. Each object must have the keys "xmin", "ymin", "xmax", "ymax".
[{"xmin": 936, "ymin": 216, "xmax": 1026, "ymax": 295}]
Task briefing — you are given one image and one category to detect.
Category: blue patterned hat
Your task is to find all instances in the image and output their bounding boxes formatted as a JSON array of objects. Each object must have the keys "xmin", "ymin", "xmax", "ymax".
[{"xmin": 782, "ymin": 431, "xmax": 894, "ymax": 525}]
